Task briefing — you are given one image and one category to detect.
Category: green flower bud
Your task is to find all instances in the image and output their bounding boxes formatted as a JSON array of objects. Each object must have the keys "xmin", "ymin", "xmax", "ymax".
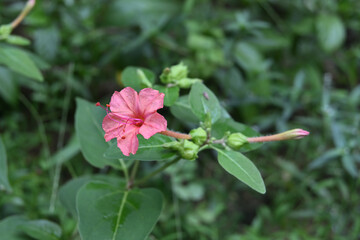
[
  {"xmin": 180, "ymin": 140, "xmax": 199, "ymax": 160},
  {"xmin": 160, "ymin": 62, "xmax": 188, "ymax": 84},
  {"xmin": 227, "ymin": 133, "xmax": 248, "ymax": 150},
  {"xmin": 190, "ymin": 127, "xmax": 207, "ymax": 145},
  {"xmin": 177, "ymin": 78, "xmax": 202, "ymax": 89},
  {"xmin": 163, "ymin": 141, "xmax": 181, "ymax": 150},
  {"xmin": 0, "ymin": 24, "xmax": 12, "ymax": 39}
]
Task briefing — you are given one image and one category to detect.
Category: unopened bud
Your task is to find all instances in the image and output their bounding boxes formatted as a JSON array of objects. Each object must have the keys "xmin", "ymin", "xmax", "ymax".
[
  {"xmin": 190, "ymin": 127, "xmax": 207, "ymax": 145},
  {"xmin": 247, "ymin": 129, "xmax": 310, "ymax": 143},
  {"xmin": 160, "ymin": 62, "xmax": 188, "ymax": 84},
  {"xmin": 180, "ymin": 140, "xmax": 199, "ymax": 160},
  {"xmin": 227, "ymin": 133, "xmax": 248, "ymax": 150}
]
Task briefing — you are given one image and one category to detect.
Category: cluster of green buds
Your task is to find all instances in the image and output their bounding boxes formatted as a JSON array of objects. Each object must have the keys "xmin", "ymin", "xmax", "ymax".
[
  {"xmin": 164, "ymin": 140, "xmax": 200, "ymax": 160},
  {"xmin": 160, "ymin": 62, "xmax": 202, "ymax": 88}
]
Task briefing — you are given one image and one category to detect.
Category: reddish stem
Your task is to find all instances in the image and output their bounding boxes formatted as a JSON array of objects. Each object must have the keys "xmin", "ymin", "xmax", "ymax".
[{"xmin": 160, "ymin": 130, "xmax": 192, "ymax": 140}]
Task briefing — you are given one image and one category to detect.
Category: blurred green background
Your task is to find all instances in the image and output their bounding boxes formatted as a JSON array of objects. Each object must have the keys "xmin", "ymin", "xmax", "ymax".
[{"xmin": 0, "ymin": 0, "xmax": 359, "ymax": 239}]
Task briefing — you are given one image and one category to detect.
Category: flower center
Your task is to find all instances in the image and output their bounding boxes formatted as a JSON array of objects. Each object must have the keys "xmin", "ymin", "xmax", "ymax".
[{"xmin": 96, "ymin": 102, "xmax": 144, "ymax": 139}]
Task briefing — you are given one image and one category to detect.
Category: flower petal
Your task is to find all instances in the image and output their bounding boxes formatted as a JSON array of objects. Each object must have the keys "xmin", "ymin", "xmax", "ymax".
[
  {"xmin": 117, "ymin": 125, "xmax": 139, "ymax": 156},
  {"xmin": 138, "ymin": 88, "xmax": 164, "ymax": 117},
  {"xmin": 109, "ymin": 87, "xmax": 139, "ymax": 117},
  {"xmin": 139, "ymin": 112, "xmax": 167, "ymax": 139},
  {"xmin": 102, "ymin": 113, "xmax": 126, "ymax": 142}
]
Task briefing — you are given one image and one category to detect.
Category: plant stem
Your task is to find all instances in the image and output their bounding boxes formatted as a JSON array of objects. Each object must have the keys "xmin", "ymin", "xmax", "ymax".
[
  {"xmin": 119, "ymin": 159, "xmax": 129, "ymax": 186},
  {"xmin": 160, "ymin": 130, "xmax": 191, "ymax": 139},
  {"xmin": 11, "ymin": 0, "xmax": 36, "ymax": 29},
  {"xmin": 49, "ymin": 63, "xmax": 74, "ymax": 213},
  {"xmin": 134, "ymin": 158, "xmax": 180, "ymax": 187},
  {"xmin": 128, "ymin": 160, "xmax": 140, "ymax": 188}
]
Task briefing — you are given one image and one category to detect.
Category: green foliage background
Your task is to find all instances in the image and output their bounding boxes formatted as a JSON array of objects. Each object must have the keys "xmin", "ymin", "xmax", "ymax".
[{"xmin": 0, "ymin": 0, "xmax": 359, "ymax": 239}]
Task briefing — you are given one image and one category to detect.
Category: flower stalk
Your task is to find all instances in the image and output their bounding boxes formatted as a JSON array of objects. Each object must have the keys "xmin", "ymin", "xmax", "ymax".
[{"xmin": 11, "ymin": 0, "xmax": 35, "ymax": 29}]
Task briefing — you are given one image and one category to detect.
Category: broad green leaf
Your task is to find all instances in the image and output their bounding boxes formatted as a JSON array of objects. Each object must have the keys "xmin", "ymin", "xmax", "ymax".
[
  {"xmin": 104, "ymin": 134, "xmax": 175, "ymax": 161},
  {"xmin": 212, "ymin": 118, "xmax": 262, "ymax": 152},
  {"xmin": 77, "ymin": 181, "xmax": 163, "ymax": 240},
  {"xmin": 20, "ymin": 220, "xmax": 62, "ymax": 240},
  {"xmin": 0, "ymin": 66, "xmax": 18, "ymax": 105},
  {"xmin": 154, "ymin": 85, "xmax": 179, "ymax": 106},
  {"xmin": 0, "ymin": 45, "xmax": 43, "ymax": 81},
  {"xmin": 0, "ymin": 215, "xmax": 27, "ymax": 240},
  {"xmin": 170, "ymin": 95, "xmax": 198, "ymax": 123},
  {"xmin": 0, "ymin": 135, "xmax": 11, "ymax": 192},
  {"xmin": 75, "ymin": 98, "xmax": 122, "ymax": 169},
  {"xmin": 214, "ymin": 147, "xmax": 265, "ymax": 194},
  {"xmin": 316, "ymin": 14, "xmax": 345, "ymax": 53},
  {"xmin": 121, "ymin": 67, "xmax": 155, "ymax": 91},
  {"xmin": 189, "ymin": 82, "xmax": 222, "ymax": 123},
  {"xmin": 59, "ymin": 175, "xmax": 124, "ymax": 217}
]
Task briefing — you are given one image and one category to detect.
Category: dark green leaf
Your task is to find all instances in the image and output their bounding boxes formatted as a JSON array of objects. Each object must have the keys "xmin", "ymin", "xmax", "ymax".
[
  {"xmin": 20, "ymin": 220, "xmax": 62, "ymax": 240},
  {"xmin": 154, "ymin": 85, "xmax": 179, "ymax": 106},
  {"xmin": 170, "ymin": 95, "xmax": 198, "ymax": 123},
  {"xmin": 104, "ymin": 134, "xmax": 175, "ymax": 161},
  {"xmin": 214, "ymin": 147, "xmax": 265, "ymax": 194},
  {"xmin": 316, "ymin": 14, "xmax": 345, "ymax": 53},
  {"xmin": 77, "ymin": 181, "xmax": 163, "ymax": 240},
  {"xmin": 189, "ymin": 82, "xmax": 222, "ymax": 123},
  {"xmin": 0, "ymin": 215, "xmax": 27, "ymax": 240},
  {"xmin": 0, "ymin": 135, "xmax": 11, "ymax": 192},
  {"xmin": 121, "ymin": 67, "xmax": 155, "ymax": 91},
  {"xmin": 75, "ymin": 98, "xmax": 122, "ymax": 169},
  {"xmin": 59, "ymin": 175, "xmax": 124, "ymax": 217},
  {"xmin": 0, "ymin": 45, "xmax": 43, "ymax": 81},
  {"xmin": 212, "ymin": 118, "xmax": 262, "ymax": 152}
]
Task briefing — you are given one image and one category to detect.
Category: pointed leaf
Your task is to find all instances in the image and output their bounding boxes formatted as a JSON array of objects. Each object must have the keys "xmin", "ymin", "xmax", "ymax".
[
  {"xmin": 154, "ymin": 85, "xmax": 179, "ymax": 106},
  {"xmin": 121, "ymin": 67, "xmax": 155, "ymax": 91},
  {"xmin": 0, "ymin": 215, "xmax": 27, "ymax": 240},
  {"xmin": 170, "ymin": 95, "xmax": 198, "ymax": 123},
  {"xmin": 77, "ymin": 181, "xmax": 163, "ymax": 240},
  {"xmin": 214, "ymin": 147, "xmax": 266, "ymax": 194},
  {"xmin": 0, "ymin": 45, "xmax": 43, "ymax": 81},
  {"xmin": 189, "ymin": 82, "xmax": 222, "ymax": 123}
]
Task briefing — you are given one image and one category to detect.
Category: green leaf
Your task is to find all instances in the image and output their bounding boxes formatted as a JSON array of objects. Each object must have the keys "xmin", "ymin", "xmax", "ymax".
[
  {"xmin": 59, "ymin": 175, "xmax": 124, "ymax": 217},
  {"xmin": 121, "ymin": 67, "xmax": 155, "ymax": 91},
  {"xmin": 104, "ymin": 134, "xmax": 175, "ymax": 161},
  {"xmin": 0, "ymin": 135, "xmax": 11, "ymax": 192},
  {"xmin": 0, "ymin": 45, "xmax": 43, "ymax": 81},
  {"xmin": 0, "ymin": 215, "xmax": 27, "ymax": 240},
  {"xmin": 212, "ymin": 118, "xmax": 262, "ymax": 152},
  {"xmin": 170, "ymin": 95, "xmax": 198, "ymax": 123},
  {"xmin": 213, "ymin": 147, "xmax": 266, "ymax": 194},
  {"xmin": 77, "ymin": 181, "xmax": 163, "ymax": 240},
  {"xmin": 235, "ymin": 42, "xmax": 265, "ymax": 74},
  {"xmin": 20, "ymin": 220, "xmax": 62, "ymax": 240},
  {"xmin": 5, "ymin": 35, "xmax": 30, "ymax": 46},
  {"xmin": 316, "ymin": 14, "xmax": 345, "ymax": 53},
  {"xmin": 75, "ymin": 98, "xmax": 122, "ymax": 169},
  {"xmin": 154, "ymin": 85, "xmax": 179, "ymax": 106},
  {"xmin": 0, "ymin": 66, "xmax": 18, "ymax": 105},
  {"xmin": 189, "ymin": 82, "xmax": 222, "ymax": 123}
]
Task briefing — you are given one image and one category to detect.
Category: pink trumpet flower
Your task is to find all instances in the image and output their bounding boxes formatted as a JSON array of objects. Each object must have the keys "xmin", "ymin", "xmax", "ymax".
[
  {"xmin": 247, "ymin": 129, "xmax": 310, "ymax": 143},
  {"xmin": 97, "ymin": 87, "xmax": 167, "ymax": 156}
]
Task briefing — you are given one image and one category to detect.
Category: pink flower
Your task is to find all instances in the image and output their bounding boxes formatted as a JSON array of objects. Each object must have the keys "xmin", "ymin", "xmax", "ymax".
[{"xmin": 97, "ymin": 87, "xmax": 167, "ymax": 156}]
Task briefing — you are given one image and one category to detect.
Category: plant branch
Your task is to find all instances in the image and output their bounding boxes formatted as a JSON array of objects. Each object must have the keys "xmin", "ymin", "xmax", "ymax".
[{"xmin": 11, "ymin": 0, "xmax": 36, "ymax": 29}]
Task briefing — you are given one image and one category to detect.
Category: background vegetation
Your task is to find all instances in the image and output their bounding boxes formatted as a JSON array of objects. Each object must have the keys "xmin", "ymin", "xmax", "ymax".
[{"xmin": 0, "ymin": 0, "xmax": 359, "ymax": 239}]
